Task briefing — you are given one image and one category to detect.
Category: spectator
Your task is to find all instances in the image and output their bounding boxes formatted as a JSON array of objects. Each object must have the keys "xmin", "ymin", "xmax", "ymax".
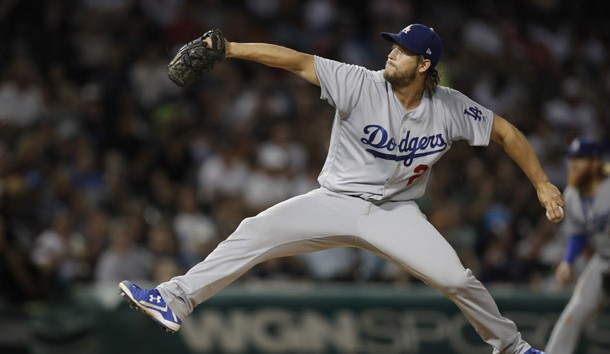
[
  {"xmin": 0, "ymin": 216, "xmax": 42, "ymax": 304},
  {"xmin": 542, "ymin": 76, "xmax": 600, "ymax": 139},
  {"xmin": 129, "ymin": 43, "xmax": 180, "ymax": 110},
  {"xmin": 173, "ymin": 186, "xmax": 219, "ymax": 268},
  {"xmin": 0, "ymin": 54, "xmax": 45, "ymax": 128},
  {"xmin": 196, "ymin": 143, "xmax": 250, "ymax": 205},
  {"xmin": 94, "ymin": 218, "xmax": 154, "ymax": 282},
  {"xmin": 243, "ymin": 142, "xmax": 293, "ymax": 213},
  {"xmin": 146, "ymin": 220, "xmax": 182, "ymax": 282},
  {"xmin": 30, "ymin": 207, "xmax": 87, "ymax": 295}
]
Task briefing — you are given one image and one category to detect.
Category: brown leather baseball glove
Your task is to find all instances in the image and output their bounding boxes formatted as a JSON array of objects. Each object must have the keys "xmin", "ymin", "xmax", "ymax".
[{"xmin": 167, "ymin": 29, "xmax": 226, "ymax": 87}]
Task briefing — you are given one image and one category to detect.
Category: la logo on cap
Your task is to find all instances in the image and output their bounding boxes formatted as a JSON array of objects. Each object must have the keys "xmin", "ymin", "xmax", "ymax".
[{"xmin": 401, "ymin": 25, "xmax": 412, "ymax": 33}]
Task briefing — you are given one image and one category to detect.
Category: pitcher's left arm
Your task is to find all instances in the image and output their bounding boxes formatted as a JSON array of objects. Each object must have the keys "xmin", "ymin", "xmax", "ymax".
[{"xmin": 490, "ymin": 114, "xmax": 564, "ymax": 222}]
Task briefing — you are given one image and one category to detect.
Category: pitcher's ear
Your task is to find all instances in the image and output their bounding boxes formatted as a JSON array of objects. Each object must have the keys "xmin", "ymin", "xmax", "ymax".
[{"xmin": 419, "ymin": 59, "xmax": 431, "ymax": 73}]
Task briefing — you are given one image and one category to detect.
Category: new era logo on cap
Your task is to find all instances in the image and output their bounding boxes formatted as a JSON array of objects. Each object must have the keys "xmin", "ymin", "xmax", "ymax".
[{"xmin": 381, "ymin": 23, "xmax": 442, "ymax": 67}]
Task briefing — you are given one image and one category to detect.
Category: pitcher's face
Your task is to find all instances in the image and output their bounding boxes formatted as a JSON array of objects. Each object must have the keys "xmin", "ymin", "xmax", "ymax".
[{"xmin": 383, "ymin": 45, "xmax": 430, "ymax": 88}]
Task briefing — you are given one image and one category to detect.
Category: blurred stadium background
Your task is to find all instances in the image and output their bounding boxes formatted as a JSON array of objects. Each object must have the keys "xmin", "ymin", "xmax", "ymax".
[{"xmin": 1, "ymin": 0, "xmax": 609, "ymax": 353}]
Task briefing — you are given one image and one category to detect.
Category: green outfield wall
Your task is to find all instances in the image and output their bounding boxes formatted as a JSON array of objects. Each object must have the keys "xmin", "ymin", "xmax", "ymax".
[{"xmin": 4, "ymin": 283, "xmax": 609, "ymax": 354}]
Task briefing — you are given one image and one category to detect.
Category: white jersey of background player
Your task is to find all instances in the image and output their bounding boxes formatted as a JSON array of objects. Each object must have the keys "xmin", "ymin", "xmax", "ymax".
[
  {"xmin": 119, "ymin": 23, "xmax": 563, "ymax": 354},
  {"xmin": 546, "ymin": 137, "xmax": 610, "ymax": 354}
]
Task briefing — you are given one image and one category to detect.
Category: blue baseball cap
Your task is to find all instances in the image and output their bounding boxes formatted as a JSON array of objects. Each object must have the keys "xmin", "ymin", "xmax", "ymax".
[
  {"xmin": 566, "ymin": 137, "xmax": 603, "ymax": 158},
  {"xmin": 381, "ymin": 24, "xmax": 442, "ymax": 67}
]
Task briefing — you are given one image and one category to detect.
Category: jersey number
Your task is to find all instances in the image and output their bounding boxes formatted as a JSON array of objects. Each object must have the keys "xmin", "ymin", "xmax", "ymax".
[{"xmin": 406, "ymin": 164, "xmax": 429, "ymax": 186}]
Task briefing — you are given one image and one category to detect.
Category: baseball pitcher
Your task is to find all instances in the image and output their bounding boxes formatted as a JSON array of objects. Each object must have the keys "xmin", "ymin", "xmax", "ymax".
[{"xmin": 119, "ymin": 24, "xmax": 564, "ymax": 354}]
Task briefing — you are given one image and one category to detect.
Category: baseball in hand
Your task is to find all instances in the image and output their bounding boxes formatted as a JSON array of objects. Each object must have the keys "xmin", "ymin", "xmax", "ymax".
[{"xmin": 546, "ymin": 206, "xmax": 564, "ymax": 222}]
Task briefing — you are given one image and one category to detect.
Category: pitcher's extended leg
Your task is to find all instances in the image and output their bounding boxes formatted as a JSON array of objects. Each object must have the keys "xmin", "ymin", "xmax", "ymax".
[
  {"xmin": 157, "ymin": 189, "xmax": 367, "ymax": 320},
  {"xmin": 358, "ymin": 201, "xmax": 530, "ymax": 354}
]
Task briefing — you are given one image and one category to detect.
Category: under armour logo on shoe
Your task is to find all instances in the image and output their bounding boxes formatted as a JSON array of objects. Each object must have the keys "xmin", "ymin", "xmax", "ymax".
[{"xmin": 149, "ymin": 295, "xmax": 162, "ymax": 304}]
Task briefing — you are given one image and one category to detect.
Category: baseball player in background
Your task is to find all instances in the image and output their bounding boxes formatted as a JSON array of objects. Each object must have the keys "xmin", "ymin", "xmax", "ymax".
[
  {"xmin": 119, "ymin": 24, "xmax": 563, "ymax": 354},
  {"xmin": 545, "ymin": 137, "xmax": 610, "ymax": 354}
]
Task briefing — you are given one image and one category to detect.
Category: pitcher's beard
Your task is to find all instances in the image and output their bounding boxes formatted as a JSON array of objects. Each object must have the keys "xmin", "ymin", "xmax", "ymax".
[{"xmin": 383, "ymin": 68, "xmax": 417, "ymax": 88}]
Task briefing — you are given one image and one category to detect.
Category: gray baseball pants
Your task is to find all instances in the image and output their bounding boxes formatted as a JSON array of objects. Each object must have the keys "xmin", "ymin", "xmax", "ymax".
[
  {"xmin": 545, "ymin": 254, "xmax": 610, "ymax": 354},
  {"xmin": 158, "ymin": 188, "xmax": 531, "ymax": 354}
]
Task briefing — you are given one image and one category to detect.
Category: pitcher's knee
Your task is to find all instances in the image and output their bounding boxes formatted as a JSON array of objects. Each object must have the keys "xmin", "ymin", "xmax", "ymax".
[
  {"xmin": 435, "ymin": 269, "xmax": 475, "ymax": 296},
  {"xmin": 226, "ymin": 217, "xmax": 270, "ymax": 250},
  {"xmin": 235, "ymin": 215, "xmax": 275, "ymax": 236}
]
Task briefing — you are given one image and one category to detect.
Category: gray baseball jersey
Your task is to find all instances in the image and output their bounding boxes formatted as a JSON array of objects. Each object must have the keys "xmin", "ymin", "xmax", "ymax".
[
  {"xmin": 562, "ymin": 177, "xmax": 610, "ymax": 258},
  {"xmin": 315, "ymin": 56, "xmax": 493, "ymax": 202},
  {"xmin": 546, "ymin": 176, "xmax": 610, "ymax": 354},
  {"xmin": 157, "ymin": 57, "xmax": 533, "ymax": 354}
]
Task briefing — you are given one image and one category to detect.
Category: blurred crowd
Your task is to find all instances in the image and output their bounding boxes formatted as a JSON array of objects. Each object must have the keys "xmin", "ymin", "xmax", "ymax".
[{"xmin": 0, "ymin": 0, "xmax": 609, "ymax": 305}]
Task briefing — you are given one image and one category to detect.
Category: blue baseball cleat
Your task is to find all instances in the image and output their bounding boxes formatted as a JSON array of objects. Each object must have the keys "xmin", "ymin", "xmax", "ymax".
[
  {"xmin": 523, "ymin": 348, "xmax": 546, "ymax": 354},
  {"xmin": 118, "ymin": 280, "xmax": 182, "ymax": 333}
]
